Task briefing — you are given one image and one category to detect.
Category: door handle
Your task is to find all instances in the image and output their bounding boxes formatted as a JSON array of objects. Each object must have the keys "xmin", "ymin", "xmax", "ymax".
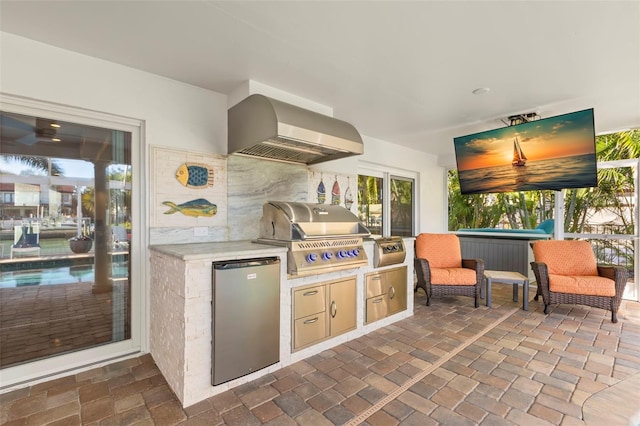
[
  {"xmin": 389, "ymin": 286, "xmax": 396, "ymax": 299},
  {"xmin": 372, "ymin": 298, "xmax": 384, "ymax": 304},
  {"xmin": 330, "ymin": 301, "xmax": 337, "ymax": 318},
  {"xmin": 303, "ymin": 317, "xmax": 319, "ymax": 324},
  {"xmin": 303, "ymin": 290, "xmax": 318, "ymax": 296}
]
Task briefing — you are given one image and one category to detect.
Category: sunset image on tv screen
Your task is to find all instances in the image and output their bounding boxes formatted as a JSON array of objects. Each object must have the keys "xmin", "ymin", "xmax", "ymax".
[{"xmin": 453, "ymin": 108, "xmax": 597, "ymax": 194}]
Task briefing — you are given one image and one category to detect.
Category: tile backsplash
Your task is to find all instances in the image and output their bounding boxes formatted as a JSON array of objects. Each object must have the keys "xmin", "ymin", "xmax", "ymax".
[
  {"xmin": 227, "ymin": 155, "xmax": 308, "ymax": 241},
  {"xmin": 150, "ymin": 153, "xmax": 356, "ymax": 244}
]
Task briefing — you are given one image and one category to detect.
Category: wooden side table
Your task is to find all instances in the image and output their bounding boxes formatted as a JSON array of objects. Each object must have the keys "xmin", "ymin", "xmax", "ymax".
[{"xmin": 484, "ymin": 270, "xmax": 529, "ymax": 310}]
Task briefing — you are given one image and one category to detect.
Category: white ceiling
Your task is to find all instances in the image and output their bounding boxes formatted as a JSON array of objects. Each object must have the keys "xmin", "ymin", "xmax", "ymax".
[{"xmin": 1, "ymin": 1, "xmax": 639, "ymax": 162}]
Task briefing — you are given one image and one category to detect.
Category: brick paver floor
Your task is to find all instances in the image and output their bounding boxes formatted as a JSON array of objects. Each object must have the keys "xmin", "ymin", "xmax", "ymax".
[{"xmin": 1, "ymin": 283, "xmax": 639, "ymax": 425}]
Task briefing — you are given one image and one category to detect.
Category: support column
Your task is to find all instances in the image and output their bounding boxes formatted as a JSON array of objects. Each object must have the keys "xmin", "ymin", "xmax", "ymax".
[{"xmin": 92, "ymin": 160, "xmax": 112, "ymax": 294}]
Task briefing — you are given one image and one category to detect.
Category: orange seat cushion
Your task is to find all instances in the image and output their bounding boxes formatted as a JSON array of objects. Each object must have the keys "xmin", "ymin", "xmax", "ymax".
[
  {"xmin": 532, "ymin": 240, "xmax": 598, "ymax": 276},
  {"xmin": 416, "ymin": 233, "xmax": 462, "ymax": 268},
  {"xmin": 431, "ymin": 268, "xmax": 478, "ymax": 285},
  {"xmin": 549, "ymin": 274, "xmax": 616, "ymax": 297}
]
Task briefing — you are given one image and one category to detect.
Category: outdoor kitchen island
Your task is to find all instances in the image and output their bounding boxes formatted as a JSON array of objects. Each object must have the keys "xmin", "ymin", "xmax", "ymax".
[{"xmin": 149, "ymin": 237, "xmax": 415, "ymax": 408}]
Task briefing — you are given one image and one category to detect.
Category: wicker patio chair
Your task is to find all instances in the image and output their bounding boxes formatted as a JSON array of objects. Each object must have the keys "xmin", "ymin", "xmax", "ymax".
[
  {"xmin": 530, "ymin": 240, "xmax": 628, "ymax": 323},
  {"xmin": 414, "ymin": 233, "xmax": 484, "ymax": 307}
]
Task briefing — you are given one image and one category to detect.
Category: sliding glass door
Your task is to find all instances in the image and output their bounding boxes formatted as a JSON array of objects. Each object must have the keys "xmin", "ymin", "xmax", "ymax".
[
  {"xmin": 0, "ymin": 98, "xmax": 142, "ymax": 386},
  {"xmin": 358, "ymin": 171, "xmax": 415, "ymax": 237}
]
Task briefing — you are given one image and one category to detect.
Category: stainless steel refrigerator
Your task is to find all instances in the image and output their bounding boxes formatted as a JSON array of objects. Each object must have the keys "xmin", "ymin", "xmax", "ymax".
[{"xmin": 212, "ymin": 257, "xmax": 280, "ymax": 385}]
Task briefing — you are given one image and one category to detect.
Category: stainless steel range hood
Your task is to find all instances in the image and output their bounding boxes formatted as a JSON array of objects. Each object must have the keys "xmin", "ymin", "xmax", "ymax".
[{"xmin": 228, "ymin": 94, "xmax": 363, "ymax": 165}]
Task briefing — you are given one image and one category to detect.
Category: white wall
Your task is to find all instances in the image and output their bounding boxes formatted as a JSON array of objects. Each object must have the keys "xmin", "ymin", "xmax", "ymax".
[{"xmin": 0, "ymin": 33, "xmax": 228, "ymax": 156}]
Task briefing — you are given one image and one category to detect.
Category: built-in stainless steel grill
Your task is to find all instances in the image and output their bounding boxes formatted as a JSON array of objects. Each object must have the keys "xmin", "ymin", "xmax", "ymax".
[{"xmin": 256, "ymin": 201, "xmax": 370, "ymax": 276}]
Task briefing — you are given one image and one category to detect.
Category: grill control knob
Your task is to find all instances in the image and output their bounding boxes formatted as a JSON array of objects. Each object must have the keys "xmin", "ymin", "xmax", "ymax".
[
  {"xmin": 351, "ymin": 248, "xmax": 360, "ymax": 257},
  {"xmin": 322, "ymin": 252, "xmax": 333, "ymax": 261},
  {"xmin": 306, "ymin": 253, "xmax": 318, "ymax": 263},
  {"xmin": 337, "ymin": 250, "xmax": 347, "ymax": 259}
]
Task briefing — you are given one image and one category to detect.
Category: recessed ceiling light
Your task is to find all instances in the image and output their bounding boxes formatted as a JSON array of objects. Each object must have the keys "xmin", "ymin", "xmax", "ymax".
[
  {"xmin": 472, "ymin": 87, "xmax": 490, "ymax": 95},
  {"xmin": 52, "ymin": 138, "xmax": 61, "ymax": 142},
  {"xmin": 50, "ymin": 123, "xmax": 61, "ymax": 128}
]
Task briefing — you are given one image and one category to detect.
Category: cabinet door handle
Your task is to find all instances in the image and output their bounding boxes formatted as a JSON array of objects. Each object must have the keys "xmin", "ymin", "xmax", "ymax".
[
  {"xmin": 372, "ymin": 297, "xmax": 384, "ymax": 304},
  {"xmin": 303, "ymin": 290, "xmax": 318, "ymax": 296},
  {"xmin": 330, "ymin": 301, "xmax": 338, "ymax": 318},
  {"xmin": 371, "ymin": 276, "xmax": 381, "ymax": 281},
  {"xmin": 303, "ymin": 317, "xmax": 319, "ymax": 324},
  {"xmin": 389, "ymin": 286, "xmax": 396, "ymax": 299}
]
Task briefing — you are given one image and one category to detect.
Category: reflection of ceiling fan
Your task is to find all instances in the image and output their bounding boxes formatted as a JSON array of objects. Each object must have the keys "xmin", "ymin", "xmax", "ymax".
[{"xmin": 1, "ymin": 113, "xmax": 60, "ymax": 145}]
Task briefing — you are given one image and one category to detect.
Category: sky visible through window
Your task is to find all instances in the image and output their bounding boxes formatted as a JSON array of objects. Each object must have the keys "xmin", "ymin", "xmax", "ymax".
[{"xmin": 0, "ymin": 157, "xmax": 94, "ymax": 179}]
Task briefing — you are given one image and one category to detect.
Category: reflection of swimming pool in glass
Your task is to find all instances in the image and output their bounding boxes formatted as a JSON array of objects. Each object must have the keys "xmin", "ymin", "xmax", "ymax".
[{"xmin": 1, "ymin": 264, "xmax": 128, "ymax": 288}]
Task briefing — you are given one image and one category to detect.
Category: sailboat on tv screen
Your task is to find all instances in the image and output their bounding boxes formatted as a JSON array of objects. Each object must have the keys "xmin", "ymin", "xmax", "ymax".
[{"xmin": 512, "ymin": 136, "xmax": 527, "ymax": 166}]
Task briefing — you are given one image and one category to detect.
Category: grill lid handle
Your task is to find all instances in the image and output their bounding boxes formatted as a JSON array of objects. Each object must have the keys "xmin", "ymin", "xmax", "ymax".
[{"xmin": 313, "ymin": 207, "xmax": 328, "ymax": 215}]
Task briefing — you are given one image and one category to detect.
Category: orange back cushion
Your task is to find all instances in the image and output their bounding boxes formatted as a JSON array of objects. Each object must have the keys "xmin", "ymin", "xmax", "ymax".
[
  {"xmin": 415, "ymin": 233, "xmax": 462, "ymax": 268},
  {"xmin": 532, "ymin": 240, "xmax": 598, "ymax": 276}
]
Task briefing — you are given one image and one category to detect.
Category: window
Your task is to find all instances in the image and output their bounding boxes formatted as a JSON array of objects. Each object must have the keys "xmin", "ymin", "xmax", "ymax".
[
  {"xmin": 358, "ymin": 171, "xmax": 415, "ymax": 237},
  {"xmin": 2, "ymin": 192, "xmax": 14, "ymax": 204},
  {"xmin": 358, "ymin": 175, "xmax": 383, "ymax": 236}
]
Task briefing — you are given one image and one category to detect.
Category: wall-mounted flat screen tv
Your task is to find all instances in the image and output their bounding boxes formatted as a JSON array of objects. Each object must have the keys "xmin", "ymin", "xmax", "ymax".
[{"xmin": 453, "ymin": 108, "xmax": 597, "ymax": 195}]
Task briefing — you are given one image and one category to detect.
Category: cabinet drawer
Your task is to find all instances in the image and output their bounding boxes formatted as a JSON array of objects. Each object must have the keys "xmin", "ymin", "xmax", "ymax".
[
  {"xmin": 293, "ymin": 285, "xmax": 326, "ymax": 319},
  {"xmin": 365, "ymin": 273, "xmax": 386, "ymax": 298},
  {"xmin": 293, "ymin": 312, "xmax": 327, "ymax": 350},
  {"xmin": 366, "ymin": 295, "xmax": 388, "ymax": 324}
]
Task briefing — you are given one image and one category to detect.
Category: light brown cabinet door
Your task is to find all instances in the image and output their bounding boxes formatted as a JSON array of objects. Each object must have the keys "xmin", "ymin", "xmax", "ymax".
[
  {"xmin": 387, "ymin": 267, "xmax": 407, "ymax": 316},
  {"xmin": 329, "ymin": 278, "xmax": 356, "ymax": 337}
]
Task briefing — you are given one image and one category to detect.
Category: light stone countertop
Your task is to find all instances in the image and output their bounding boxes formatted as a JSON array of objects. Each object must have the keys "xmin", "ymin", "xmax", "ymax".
[{"xmin": 149, "ymin": 240, "xmax": 288, "ymax": 261}]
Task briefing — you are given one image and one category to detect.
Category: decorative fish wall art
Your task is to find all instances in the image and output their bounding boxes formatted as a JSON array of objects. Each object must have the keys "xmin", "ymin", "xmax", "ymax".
[
  {"xmin": 175, "ymin": 162, "xmax": 214, "ymax": 188},
  {"xmin": 331, "ymin": 176, "xmax": 341, "ymax": 205},
  {"xmin": 317, "ymin": 175, "xmax": 326, "ymax": 204},
  {"xmin": 162, "ymin": 198, "xmax": 218, "ymax": 217},
  {"xmin": 344, "ymin": 177, "xmax": 353, "ymax": 210}
]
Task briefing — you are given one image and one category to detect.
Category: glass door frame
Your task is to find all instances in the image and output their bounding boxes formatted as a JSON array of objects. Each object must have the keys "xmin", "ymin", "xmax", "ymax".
[
  {"xmin": 0, "ymin": 94, "xmax": 147, "ymax": 389},
  {"xmin": 359, "ymin": 163, "xmax": 418, "ymax": 238},
  {"xmin": 389, "ymin": 174, "xmax": 416, "ymax": 237}
]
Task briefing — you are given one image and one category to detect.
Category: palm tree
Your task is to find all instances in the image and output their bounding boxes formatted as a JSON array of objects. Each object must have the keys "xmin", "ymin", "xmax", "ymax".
[
  {"xmin": 2, "ymin": 154, "xmax": 64, "ymax": 176},
  {"xmin": 358, "ymin": 175, "xmax": 382, "ymax": 231},
  {"xmin": 447, "ymin": 170, "xmax": 553, "ymax": 230},
  {"xmin": 596, "ymin": 129, "xmax": 640, "ymax": 161}
]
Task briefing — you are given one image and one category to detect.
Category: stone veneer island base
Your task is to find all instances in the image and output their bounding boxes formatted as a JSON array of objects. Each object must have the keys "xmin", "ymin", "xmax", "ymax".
[{"xmin": 149, "ymin": 238, "xmax": 415, "ymax": 407}]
